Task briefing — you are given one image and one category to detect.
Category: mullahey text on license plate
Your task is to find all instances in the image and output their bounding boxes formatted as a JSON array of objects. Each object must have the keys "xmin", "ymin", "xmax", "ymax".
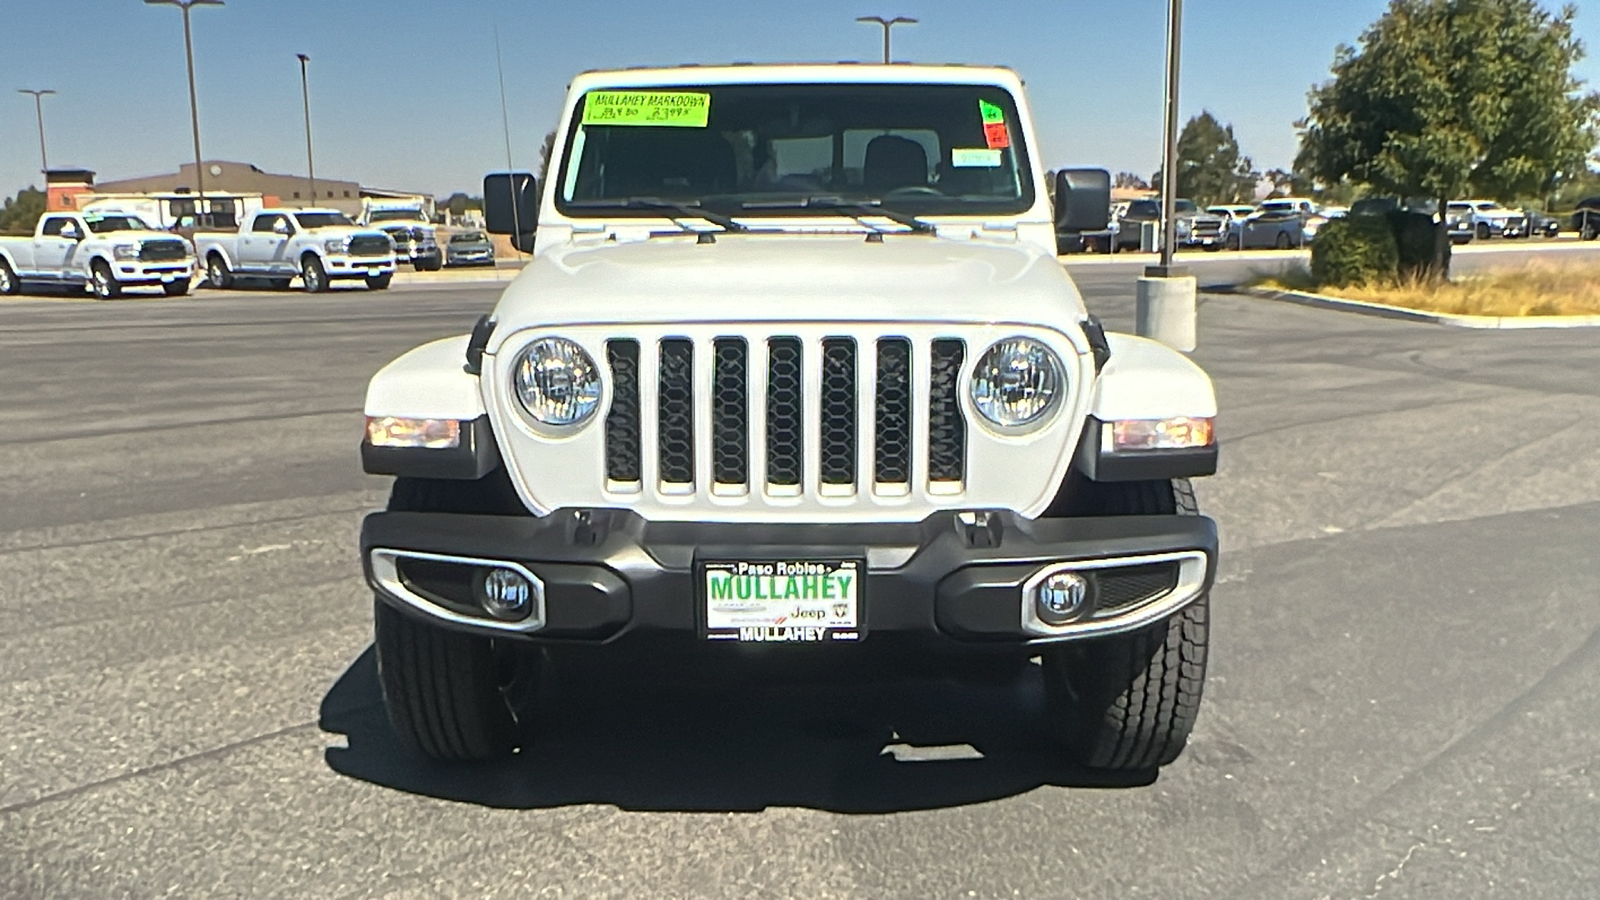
[{"xmin": 702, "ymin": 559, "xmax": 861, "ymax": 643}]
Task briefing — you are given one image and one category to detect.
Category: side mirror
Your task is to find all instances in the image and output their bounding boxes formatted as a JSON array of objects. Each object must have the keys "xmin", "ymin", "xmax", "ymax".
[
  {"xmin": 273, "ymin": 220, "xmax": 291, "ymax": 236},
  {"xmin": 1053, "ymin": 169, "xmax": 1112, "ymax": 232},
  {"xmin": 60, "ymin": 225, "xmax": 81, "ymax": 241},
  {"xmin": 484, "ymin": 172, "xmax": 538, "ymax": 253}
]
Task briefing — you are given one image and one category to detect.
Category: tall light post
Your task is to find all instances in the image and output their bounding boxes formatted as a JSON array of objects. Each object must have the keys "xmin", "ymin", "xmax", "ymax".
[
  {"xmin": 17, "ymin": 89, "xmax": 55, "ymax": 175},
  {"xmin": 297, "ymin": 53, "xmax": 317, "ymax": 205},
  {"xmin": 1157, "ymin": 0, "xmax": 1183, "ymax": 271},
  {"xmin": 856, "ymin": 15, "xmax": 917, "ymax": 64},
  {"xmin": 145, "ymin": 0, "xmax": 224, "ymax": 225},
  {"xmin": 1135, "ymin": 0, "xmax": 1197, "ymax": 352}
]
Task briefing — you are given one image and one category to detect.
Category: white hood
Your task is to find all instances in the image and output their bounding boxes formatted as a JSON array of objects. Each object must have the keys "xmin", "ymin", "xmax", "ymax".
[{"xmin": 485, "ymin": 235, "xmax": 1086, "ymax": 351}]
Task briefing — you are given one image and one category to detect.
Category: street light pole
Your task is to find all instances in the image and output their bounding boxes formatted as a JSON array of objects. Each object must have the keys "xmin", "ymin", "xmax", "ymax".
[
  {"xmin": 855, "ymin": 16, "xmax": 917, "ymax": 64},
  {"xmin": 146, "ymin": 0, "xmax": 224, "ymax": 225},
  {"xmin": 17, "ymin": 89, "xmax": 55, "ymax": 175},
  {"xmin": 1158, "ymin": 0, "xmax": 1183, "ymax": 270},
  {"xmin": 297, "ymin": 54, "xmax": 317, "ymax": 206}
]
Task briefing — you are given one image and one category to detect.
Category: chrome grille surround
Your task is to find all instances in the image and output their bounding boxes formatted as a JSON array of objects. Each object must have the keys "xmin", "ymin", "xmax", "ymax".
[{"xmin": 485, "ymin": 322, "xmax": 1093, "ymax": 523}]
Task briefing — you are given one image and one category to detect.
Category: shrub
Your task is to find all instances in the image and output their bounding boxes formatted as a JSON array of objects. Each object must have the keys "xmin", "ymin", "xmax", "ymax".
[{"xmin": 1310, "ymin": 215, "xmax": 1399, "ymax": 287}]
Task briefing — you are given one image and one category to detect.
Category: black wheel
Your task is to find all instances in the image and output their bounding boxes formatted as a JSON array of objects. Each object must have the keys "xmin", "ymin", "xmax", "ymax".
[
  {"xmin": 1476, "ymin": 222, "xmax": 1491, "ymax": 241},
  {"xmin": 206, "ymin": 253, "xmax": 233, "ymax": 289},
  {"xmin": 366, "ymin": 272, "xmax": 393, "ymax": 291},
  {"xmin": 375, "ymin": 473, "xmax": 538, "ymax": 761},
  {"xmin": 1041, "ymin": 478, "xmax": 1209, "ymax": 770},
  {"xmin": 1227, "ymin": 235, "xmax": 1241, "ymax": 251},
  {"xmin": 162, "ymin": 280, "xmax": 189, "ymax": 297},
  {"xmin": 424, "ymin": 257, "xmax": 443, "ymax": 272},
  {"xmin": 1274, "ymin": 232, "xmax": 1292, "ymax": 250},
  {"xmin": 301, "ymin": 254, "xmax": 328, "ymax": 293},
  {"xmin": 0, "ymin": 259, "xmax": 19, "ymax": 296},
  {"xmin": 411, "ymin": 260, "xmax": 426, "ymax": 272},
  {"xmin": 91, "ymin": 260, "xmax": 122, "ymax": 299}
]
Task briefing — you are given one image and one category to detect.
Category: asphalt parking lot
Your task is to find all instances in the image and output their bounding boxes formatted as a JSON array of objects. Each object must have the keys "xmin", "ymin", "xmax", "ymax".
[{"xmin": 2, "ymin": 251, "xmax": 1599, "ymax": 899}]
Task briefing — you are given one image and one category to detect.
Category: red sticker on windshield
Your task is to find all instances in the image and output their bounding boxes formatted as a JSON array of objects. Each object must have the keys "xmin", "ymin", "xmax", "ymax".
[{"xmin": 984, "ymin": 121, "xmax": 1010, "ymax": 149}]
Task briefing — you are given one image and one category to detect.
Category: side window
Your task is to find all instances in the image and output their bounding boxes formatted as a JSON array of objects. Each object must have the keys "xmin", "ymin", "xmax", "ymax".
[
  {"xmin": 40, "ymin": 217, "xmax": 72, "ymax": 237},
  {"xmin": 251, "ymin": 214, "xmax": 280, "ymax": 234}
]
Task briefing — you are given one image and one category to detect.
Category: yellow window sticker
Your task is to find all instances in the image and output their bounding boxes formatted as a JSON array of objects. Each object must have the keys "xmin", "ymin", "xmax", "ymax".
[
  {"xmin": 951, "ymin": 148, "xmax": 1003, "ymax": 168},
  {"xmin": 582, "ymin": 91, "xmax": 711, "ymax": 128}
]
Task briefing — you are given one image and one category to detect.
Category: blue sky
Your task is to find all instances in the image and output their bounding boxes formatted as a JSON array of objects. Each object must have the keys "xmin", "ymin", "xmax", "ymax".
[{"xmin": 4, "ymin": 0, "xmax": 1599, "ymax": 200}]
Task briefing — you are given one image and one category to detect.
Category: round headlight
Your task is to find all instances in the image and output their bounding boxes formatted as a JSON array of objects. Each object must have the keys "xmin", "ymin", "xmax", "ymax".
[
  {"xmin": 970, "ymin": 338, "xmax": 1064, "ymax": 429},
  {"xmin": 513, "ymin": 338, "xmax": 602, "ymax": 426}
]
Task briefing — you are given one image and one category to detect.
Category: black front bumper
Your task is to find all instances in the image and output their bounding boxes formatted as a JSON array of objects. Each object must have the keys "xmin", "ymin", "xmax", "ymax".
[{"xmin": 362, "ymin": 508, "xmax": 1217, "ymax": 649}]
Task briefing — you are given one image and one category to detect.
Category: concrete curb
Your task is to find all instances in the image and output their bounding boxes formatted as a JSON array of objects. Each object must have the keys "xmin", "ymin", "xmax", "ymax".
[{"xmin": 1237, "ymin": 286, "xmax": 1600, "ymax": 329}]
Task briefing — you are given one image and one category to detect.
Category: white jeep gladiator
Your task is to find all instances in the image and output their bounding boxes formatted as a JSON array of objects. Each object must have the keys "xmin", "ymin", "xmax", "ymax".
[
  {"xmin": 359, "ymin": 65, "xmax": 1220, "ymax": 772},
  {"xmin": 195, "ymin": 208, "xmax": 397, "ymax": 292},
  {"xmin": 0, "ymin": 211, "xmax": 195, "ymax": 298}
]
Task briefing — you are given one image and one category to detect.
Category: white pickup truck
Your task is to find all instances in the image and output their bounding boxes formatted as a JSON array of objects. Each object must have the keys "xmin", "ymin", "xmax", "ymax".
[
  {"xmin": 0, "ymin": 211, "xmax": 195, "ymax": 298},
  {"xmin": 195, "ymin": 208, "xmax": 398, "ymax": 292},
  {"xmin": 359, "ymin": 202, "xmax": 442, "ymax": 271}
]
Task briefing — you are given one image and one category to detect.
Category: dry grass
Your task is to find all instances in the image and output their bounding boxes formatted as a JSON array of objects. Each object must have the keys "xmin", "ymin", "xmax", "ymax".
[{"xmin": 1254, "ymin": 260, "xmax": 1600, "ymax": 317}]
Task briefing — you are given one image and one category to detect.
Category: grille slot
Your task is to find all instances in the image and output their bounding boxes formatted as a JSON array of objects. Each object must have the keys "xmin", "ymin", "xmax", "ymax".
[
  {"xmin": 928, "ymin": 339, "xmax": 967, "ymax": 484},
  {"xmin": 819, "ymin": 338, "xmax": 857, "ymax": 487},
  {"xmin": 766, "ymin": 338, "xmax": 804, "ymax": 488},
  {"xmin": 1093, "ymin": 563, "xmax": 1181, "ymax": 616},
  {"xmin": 604, "ymin": 340, "xmax": 641, "ymax": 484},
  {"xmin": 657, "ymin": 339, "xmax": 695, "ymax": 486},
  {"xmin": 874, "ymin": 338, "xmax": 912, "ymax": 485},
  {"xmin": 712, "ymin": 338, "xmax": 749, "ymax": 486}
]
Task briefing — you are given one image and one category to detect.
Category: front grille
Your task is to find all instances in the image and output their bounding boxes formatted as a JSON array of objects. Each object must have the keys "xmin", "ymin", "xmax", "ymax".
[
  {"xmin": 602, "ymin": 334, "xmax": 968, "ymax": 498},
  {"xmin": 1190, "ymin": 218, "xmax": 1224, "ymax": 239},
  {"xmin": 1094, "ymin": 563, "xmax": 1181, "ymax": 616},
  {"xmin": 139, "ymin": 240, "xmax": 188, "ymax": 262},
  {"xmin": 348, "ymin": 236, "xmax": 392, "ymax": 258}
]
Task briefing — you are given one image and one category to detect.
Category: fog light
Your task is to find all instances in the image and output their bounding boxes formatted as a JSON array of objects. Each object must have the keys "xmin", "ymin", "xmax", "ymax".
[
  {"xmin": 1034, "ymin": 571, "xmax": 1090, "ymax": 626},
  {"xmin": 477, "ymin": 568, "xmax": 532, "ymax": 620}
]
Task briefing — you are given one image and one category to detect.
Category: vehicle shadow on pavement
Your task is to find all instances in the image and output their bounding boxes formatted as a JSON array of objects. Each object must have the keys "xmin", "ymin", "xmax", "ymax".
[{"xmin": 319, "ymin": 646, "xmax": 1156, "ymax": 813}]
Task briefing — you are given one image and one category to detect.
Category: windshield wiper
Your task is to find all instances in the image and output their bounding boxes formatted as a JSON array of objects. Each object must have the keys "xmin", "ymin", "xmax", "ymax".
[
  {"xmin": 740, "ymin": 197, "xmax": 937, "ymax": 235},
  {"xmin": 567, "ymin": 198, "xmax": 749, "ymax": 233}
]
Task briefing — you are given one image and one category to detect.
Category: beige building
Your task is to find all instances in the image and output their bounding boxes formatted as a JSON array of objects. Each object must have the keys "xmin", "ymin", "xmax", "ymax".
[{"xmin": 97, "ymin": 160, "xmax": 368, "ymax": 216}]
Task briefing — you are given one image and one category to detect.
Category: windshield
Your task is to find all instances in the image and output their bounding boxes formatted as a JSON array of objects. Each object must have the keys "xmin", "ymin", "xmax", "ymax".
[
  {"xmin": 294, "ymin": 212, "xmax": 354, "ymax": 229},
  {"xmin": 85, "ymin": 215, "xmax": 152, "ymax": 233},
  {"xmin": 450, "ymin": 231, "xmax": 487, "ymax": 243},
  {"xmin": 556, "ymin": 83, "xmax": 1033, "ymax": 219},
  {"xmin": 368, "ymin": 209, "xmax": 425, "ymax": 222}
]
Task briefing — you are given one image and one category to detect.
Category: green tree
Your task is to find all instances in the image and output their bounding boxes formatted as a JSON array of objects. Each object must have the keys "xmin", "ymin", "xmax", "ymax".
[
  {"xmin": 1161, "ymin": 112, "xmax": 1259, "ymax": 204},
  {"xmin": 1114, "ymin": 171, "xmax": 1150, "ymax": 191},
  {"xmin": 1297, "ymin": 0, "xmax": 1600, "ymax": 276},
  {"xmin": 0, "ymin": 187, "xmax": 46, "ymax": 234}
]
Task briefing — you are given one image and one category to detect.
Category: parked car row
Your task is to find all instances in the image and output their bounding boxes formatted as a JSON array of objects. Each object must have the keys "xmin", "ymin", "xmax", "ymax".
[{"xmin": 0, "ymin": 208, "xmax": 504, "ymax": 298}]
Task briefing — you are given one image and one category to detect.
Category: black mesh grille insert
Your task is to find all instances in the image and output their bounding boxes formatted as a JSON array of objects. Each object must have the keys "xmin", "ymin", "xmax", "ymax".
[
  {"xmin": 1094, "ymin": 563, "xmax": 1182, "ymax": 615},
  {"xmin": 766, "ymin": 338, "xmax": 803, "ymax": 487},
  {"xmin": 139, "ymin": 240, "xmax": 189, "ymax": 262},
  {"xmin": 820, "ymin": 338, "xmax": 857, "ymax": 486},
  {"xmin": 657, "ymin": 339, "xmax": 695, "ymax": 485},
  {"xmin": 874, "ymin": 338, "xmax": 912, "ymax": 484},
  {"xmin": 928, "ymin": 339, "xmax": 967, "ymax": 483},
  {"xmin": 348, "ymin": 236, "xmax": 393, "ymax": 258},
  {"xmin": 712, "ymin": 338, "xmax": 748, "ymax": 485},
  {"xmin": 604, "ymin": 340, "xmax": 641, "ymax": 483}
]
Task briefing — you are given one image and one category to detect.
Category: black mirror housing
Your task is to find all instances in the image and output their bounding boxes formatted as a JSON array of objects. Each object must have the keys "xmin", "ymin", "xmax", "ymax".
[
  {"xmin": 484, "ymin": 172, "xmax": 539, "ymax": 245},
  {"xmin": 1054, "ymin": 169, "xmax": 1112, "ymax": 232}
]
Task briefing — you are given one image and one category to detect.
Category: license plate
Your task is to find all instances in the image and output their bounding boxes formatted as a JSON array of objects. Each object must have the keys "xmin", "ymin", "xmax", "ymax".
[
  {"xmin": 702, "ymin": 559, "xmax": 862, "ymax": 643},
  {"xmin": 368, "ymin": 267, "xmax": 381, "ymax": 275}
]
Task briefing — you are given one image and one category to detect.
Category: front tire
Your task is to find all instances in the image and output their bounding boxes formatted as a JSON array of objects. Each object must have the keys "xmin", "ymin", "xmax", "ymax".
[
  {"xmin": 1041, "ymin": 478, "xmax": 1209, "ymax": 770},
  {"xmin": 301, "ymin": 254, "xmax": 328, "ymax": 293},
  {"xmin": 1275, "ymin": 232, "xmax": 1292, "ymax": 250},
  {"xmin": 206, "ymin": 254, "xmax": 234, "ymax": 289},
  {"xmin": 374, "ymin": 474, "xmax": 538, "ymax": 761},
  {"xmin": 0, "ymin": 259, "xmax": 20, "ymax": 296},
  {"xmin": 162, "ymin": 280, "xmax": 189, "ymax": 297},
  {"xmin": 91, "ymin": 260, "xmax": 122, "ymax": 299},
  {"xmin": 366, "ymin": 273, "xmax": 393, "ymax": 291}
]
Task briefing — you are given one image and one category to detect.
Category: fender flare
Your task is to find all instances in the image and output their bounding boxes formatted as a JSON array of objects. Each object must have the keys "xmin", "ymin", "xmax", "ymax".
[
  {"xmin": 1073, "ymin": 332, "xmax": 1218, "ymax": 482},
  {"xmin": 362, "ymin": 336, "xmax": 498, "ymax": 480}
]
